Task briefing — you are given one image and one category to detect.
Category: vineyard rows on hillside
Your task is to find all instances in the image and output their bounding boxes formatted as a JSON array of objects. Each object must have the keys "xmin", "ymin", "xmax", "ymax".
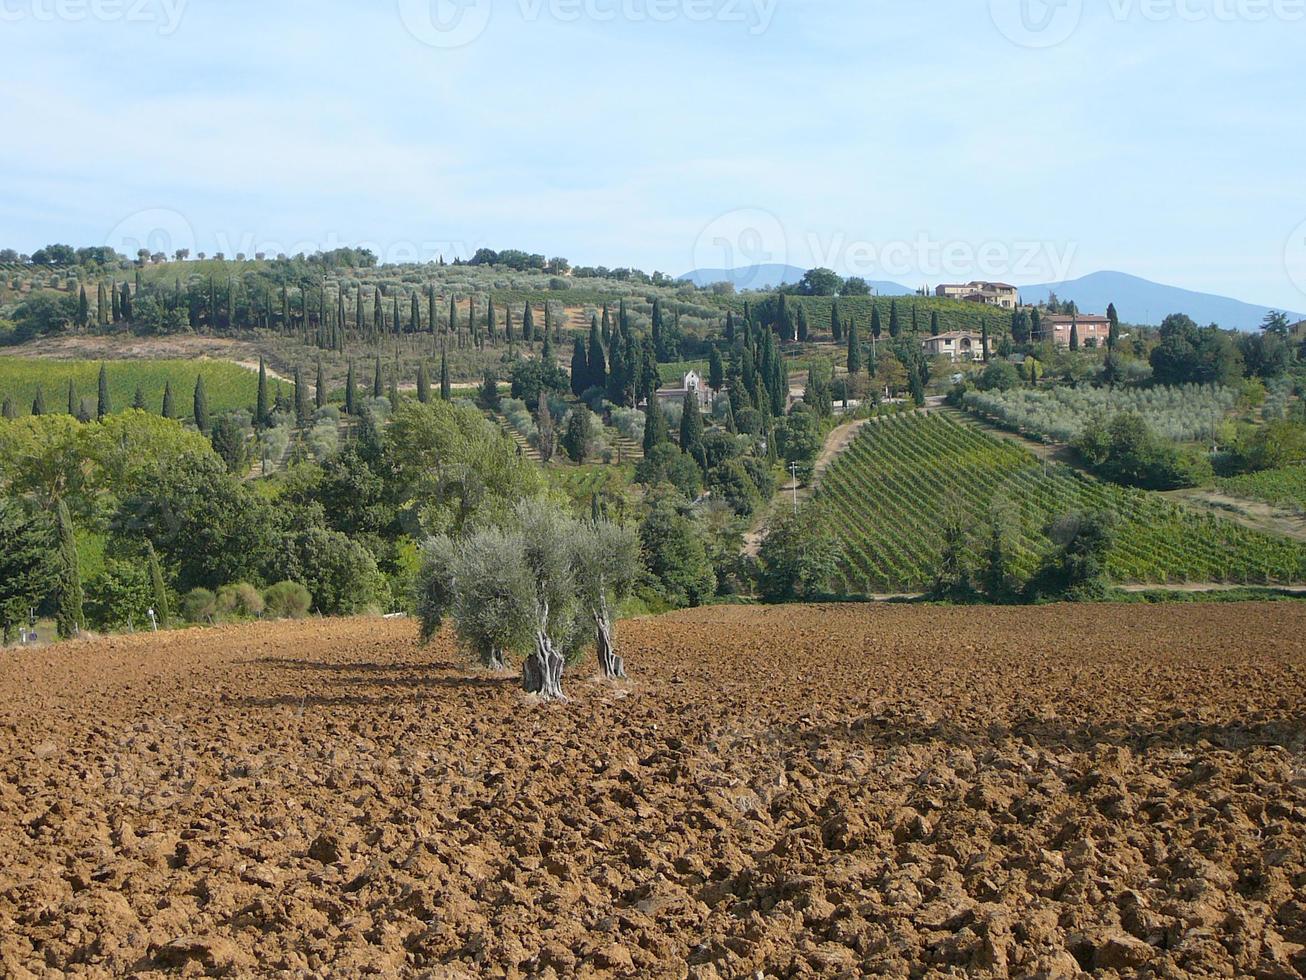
[
  {"xmin": 813, "ymin": 413, "xmax": 1306, "ymax": 594},
  {"xmin": 961, "ymin": 383, "xmax": 1238, "ymax": 444},
  {"xmin": 1217, "ymin": 465, "xmax": 1306, "ymax": 513}
]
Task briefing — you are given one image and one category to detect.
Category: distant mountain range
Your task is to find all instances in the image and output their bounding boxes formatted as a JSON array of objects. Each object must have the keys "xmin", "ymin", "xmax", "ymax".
[
  {"xmin": 1018, "ymin": 272, "xmax": 1303, "ymax": 332},
  {"xmin": 679, "ymin": 266, "xmax": 1303, "ymax": 331},
  {"xmin": 678, "ymin": 264, "xmax": 915, "ymax": 296}
]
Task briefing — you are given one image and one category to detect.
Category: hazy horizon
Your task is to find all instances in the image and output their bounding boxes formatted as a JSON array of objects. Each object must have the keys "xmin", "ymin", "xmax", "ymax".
[{"xmin": 3, "ymin": 0, "xmax": 1304, "ymax": 309}]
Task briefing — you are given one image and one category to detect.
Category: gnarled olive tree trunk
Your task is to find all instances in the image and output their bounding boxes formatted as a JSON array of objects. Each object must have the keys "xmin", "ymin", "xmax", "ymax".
[
  {"xmin": 481, "ymin": 645, "xmax": 507, "ymax": 671},
  {"xmin": 595, "ymin": 599, "xmax": 624, "ymax": 679},
  {"xmin": 523, "ymin": 630, "xmax": 566, "ymax": 700}
]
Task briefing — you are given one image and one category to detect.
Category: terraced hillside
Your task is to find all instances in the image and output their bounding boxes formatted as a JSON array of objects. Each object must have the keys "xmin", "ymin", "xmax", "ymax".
[{"xmin": 814, "ymin": 413, "xmax": 1306, "ymax": 594}]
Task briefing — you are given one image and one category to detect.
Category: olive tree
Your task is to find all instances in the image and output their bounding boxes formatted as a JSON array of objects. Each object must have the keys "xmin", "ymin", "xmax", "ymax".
[
  {"xmin": 416, "ymin": 500, "xmax": 643, "ymax": 699},
  {"xmin": 572, "ymin": 519, "xmax": 640, "ymax": 679}
]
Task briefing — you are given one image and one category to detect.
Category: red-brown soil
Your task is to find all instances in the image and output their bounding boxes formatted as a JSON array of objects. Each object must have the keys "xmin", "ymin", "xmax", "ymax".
[{"xmin": 1, "ymin": 603, "xmax": 1304, "ymax": 977}]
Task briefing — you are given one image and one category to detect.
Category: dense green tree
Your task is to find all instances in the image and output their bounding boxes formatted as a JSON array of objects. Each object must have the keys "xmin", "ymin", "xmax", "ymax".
[
  {"xmin": 0, "ymin": 499, "xmax": 56, "ymax": 644},
  {"xmin": 416, "ymin": 361, "xmax": 430, "ymax": 403},
  {"xmin": 570, "ymin": 338, "xmax": 589, "ymax": 397},
  {"xmin": 708, "ymin": 346, "xmax": 725, "ymax": 392},
  {"xmin": 679, "ymin": 391, "xmax": 705, "ymax": 467},
  {"xmin": 847, "ymin": 317, "xmax": 861, "ymax": 375},
  {"xmin": 643, "ymin": 397, "xmax": 669, "ymax": 453},
  {"xmin": 293, "ymin": 365, "xmax": 309, "ymax": 425},
  {"xmin": 54, "ymin": 499, "xmax": 83, "ymax": 638},
  {"xmin": 757, "ymin": 509, "xmax": 843, "ymax": 602},
  {"xmin": 209, "ymin": 415, "xmax": 250, "ymax": 474},
  {"xmin": 479, "ymin": 371, "xmax": 501, "ymax": 412},
  {"xmin": 97, "ymin": 363, "xmax": 110, "ymax": 420},
  {"xmin": 147, "ymin": 539, "xmax": 170, "ymax": 628},
  {"xmin": 587, "ymin": 315, "xmax": 606, "ymax": 392},
  {"xmin": 1026, "ymin": 510, "xmax": 1117, "ymax": 601},
  {"xmin": 193, "ymin": 375, "xmax": 210, "ymax": 433},
  {"xmin": 562, "ymin": 404, "xmax": 599, "ymax": 463},
  {"xmin": 440, "ymin": 352, "xmax": 451, "ymax": 400},
  {"xmin": 638, "ymin": 502, "xmax": 715, "ymax": 607}
]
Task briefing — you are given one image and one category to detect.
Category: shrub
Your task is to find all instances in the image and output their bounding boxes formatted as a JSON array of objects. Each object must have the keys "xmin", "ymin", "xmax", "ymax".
[
  {"xmin": 181, "ymin": 587, "xmax": 217, "ymax": 623},
  {"xmin": 263, "ymin": 580, "xmax": 312, "ymax": 619},
  {"xmin": 216, "ymin": 582, "xmax": 265, "ymax": 619}
]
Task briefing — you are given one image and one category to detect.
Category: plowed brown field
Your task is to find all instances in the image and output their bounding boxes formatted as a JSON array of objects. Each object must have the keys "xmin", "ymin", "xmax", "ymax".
[{"xmin": 2, "ymin": 603, "xmax": 1305, "ymax": 978}]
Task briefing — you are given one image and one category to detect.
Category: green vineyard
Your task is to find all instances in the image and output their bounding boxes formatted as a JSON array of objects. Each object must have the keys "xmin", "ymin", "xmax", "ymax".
[
  {"xmin": 1216, "ymin": 466, "xmax": 1306, "ymax": 514},
  {"xmin": 813, "ymin": 413, "xmax": 1306, "ymax": 594},
  {"xmin": 0, "ymin": 357, "xmax": 274, "ymax": 420}
]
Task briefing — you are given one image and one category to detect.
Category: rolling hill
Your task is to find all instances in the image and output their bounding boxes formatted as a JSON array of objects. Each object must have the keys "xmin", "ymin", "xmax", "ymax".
[
  {"xmin": 680, "ymin": 264, "xmax": 914, "ymax": 295},
  {"xmin": 1019, "ymin": 271, "xmax": 1303, "ymax": 331}
]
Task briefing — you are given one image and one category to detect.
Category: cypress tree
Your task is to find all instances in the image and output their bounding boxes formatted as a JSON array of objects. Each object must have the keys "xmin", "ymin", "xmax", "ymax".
[
  {"xmin": 147, "ymin": 540, "xmax": 170, "ymax": 629},
  {"xmin": 193, "ymin": 375, "xmax": 210, "ymax": 434},
  {"xmin": 66, "ymin": 380, "xmax": 76, "ymax": 416},
  {"xmin": 315, "ymin": 360, "xmax": 327, "ymax": 410},
  {"xmin": 570, "ymin": 338, "xmax": 589, "ymax": 397},
  {"xmin": 374, "ymin": 288, "xmax": 385, "ymax": 337},
  {"xmin": 544, "ymin": 302, "xmax": 554, "ymax": 347},
  {"xmin": 440, "ymin": 352, "xmax": 451, "ymax": 400},
  {"xmin": 931, "ymin": 310, "xmax": 941, "ymax": 335},
  {"xmin": 355, "ymin": 287, "xmax": 365, "ymax": 336},
  {"xmin": 32, "ymin": 385, "xmax": 46, "ymax": 417},
  {"xmin": 111, "ymin": 281, "xmax": 122, "ymax": 322},
  {"xmin": 541, "ymin": 321, "xmax": 554, "ymax": 364},
  {"xmin": 588, "ymin": 315, "xmax": 606, "ymax": 392},
  {"xmin": 389, "ymin": 363, "xmax": 400, "ymax": 407},
  {"xmin": 427, "ymin": 284, "xmax": 437, "ymax": 339},
  {"xmin": 162, "ymin": 380, "xmax": 175, "ymax": 418},
  {"xmin": 345, "ymin": 361, "xmax": 357, "ymax": 415},
  {"xmin": 708, "ymin": 346, "xmax": 725, "ymax": 391},
  {"xmin": 911, "ymin": 305, "xmax": 919, "ymax": 334},
  {"xmin": 651, "ymin": 298, "xmax": 665, "ymax": 360},
  {"xmin": 255, "ymin": 357, "xmax": 270, "ymax": 428},
  {"xmin": 643, "ymin": 397, "xmax": 668, "ymax": 453},
  {"xmin": 1070, "ymin": 316, "xmax": 1080, "ymax": 352},
  {"xmin": 981, "ymin": 323, "xmax": 990, "ymax": 362},
  {"xmin": 504, "ymin": 305, "xmax": 514, "ymax": 348},
  {"xmin": 294, "ymin": 365, "xmax": 309, "ymax": 425},
  {"xmin": 831, "ymin": 299, "xmax": 843, "ymax": 343},
  {"xmin": 601, "ymin": 304, "xmax": 612, "ymax": 345},
  {"xmin": 871, "ymin": 305, "xmax": 883, "ymax": 349},
  {"xmin": 96, "ymin": 281, "xmax": 107, "ymax": 325},
  {"xmin": 1, "ymin": 397, "xmax": 13, "ymax": 419},
  {"xmin": 54, "ymin": 500, "xmax": 83, "ymax": 639},
  {"xmin": 486, "ymin": 295, "xmax": 496, "ymax": 345},
  {"xmin": 468, "ymin": 295, "xmax": 478, "ymax": 347},
  {"xmin": 132, "ymin": 386, "xmax": 146, "ymax": 410},
  {"xmin": 523, "ymin": 302, "xmax": 535, "ymax": 343},
  {"xmin": 889, "ymin": 300, "xmax": 901, "ymax": 338},
  {"xmin": 679, "ymin": 390, "xmax": 704, "ymax": 467},
  {"xmin": 97, "ymin": 363, "xmax": 110, "ymax": 419},
  {"xmin": 449, "ymin": 295, "xmax": 458, "ymax": 340},
  {"xmin": 77, "ymin": 285, "xmax": 89, "ymax": 328},
  {"xmin": 1031, "ymin": 308, "xmax": 1043, "ymax": 343},
  {"xmin": 417, "ymin": 361, "xmax": 430, "ymax": 403},
  {"xmin": 393, "ymin": 294, "xmax": 401, "ymax": 339},
  {"xmin": 410, "ymin": 292, "xmax": 421, "ymax": 334},
  {"xmin": 724, "ymin": 309, "xmax": 735, "ymax": 343},
  {"xmin": 1107, "ymin": 302, "xmax": 1120, "ymax": 351},
  {"xmin": 372, "ymin": 355, "xmax": 383, "ymax": 399},
  {"xmin": 120, "ymin": 281, "xmax": 132, "ymax": 321},
  {"xmin": 606, "ymin": 328, "xmax": 625, "ymax": 404},
  {"xmin": 847, "ymin": 317, "xmax": 862, "ymax": 375},
  {"xmin": 797, "ymin": 305, "xmax": 809, "ymax": 342}
]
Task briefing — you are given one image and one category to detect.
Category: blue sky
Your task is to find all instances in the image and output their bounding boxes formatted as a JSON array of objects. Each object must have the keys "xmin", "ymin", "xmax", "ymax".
[{"xmin": 2, "ymin": 0, "xmax": 1305, "ymax": 309}]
